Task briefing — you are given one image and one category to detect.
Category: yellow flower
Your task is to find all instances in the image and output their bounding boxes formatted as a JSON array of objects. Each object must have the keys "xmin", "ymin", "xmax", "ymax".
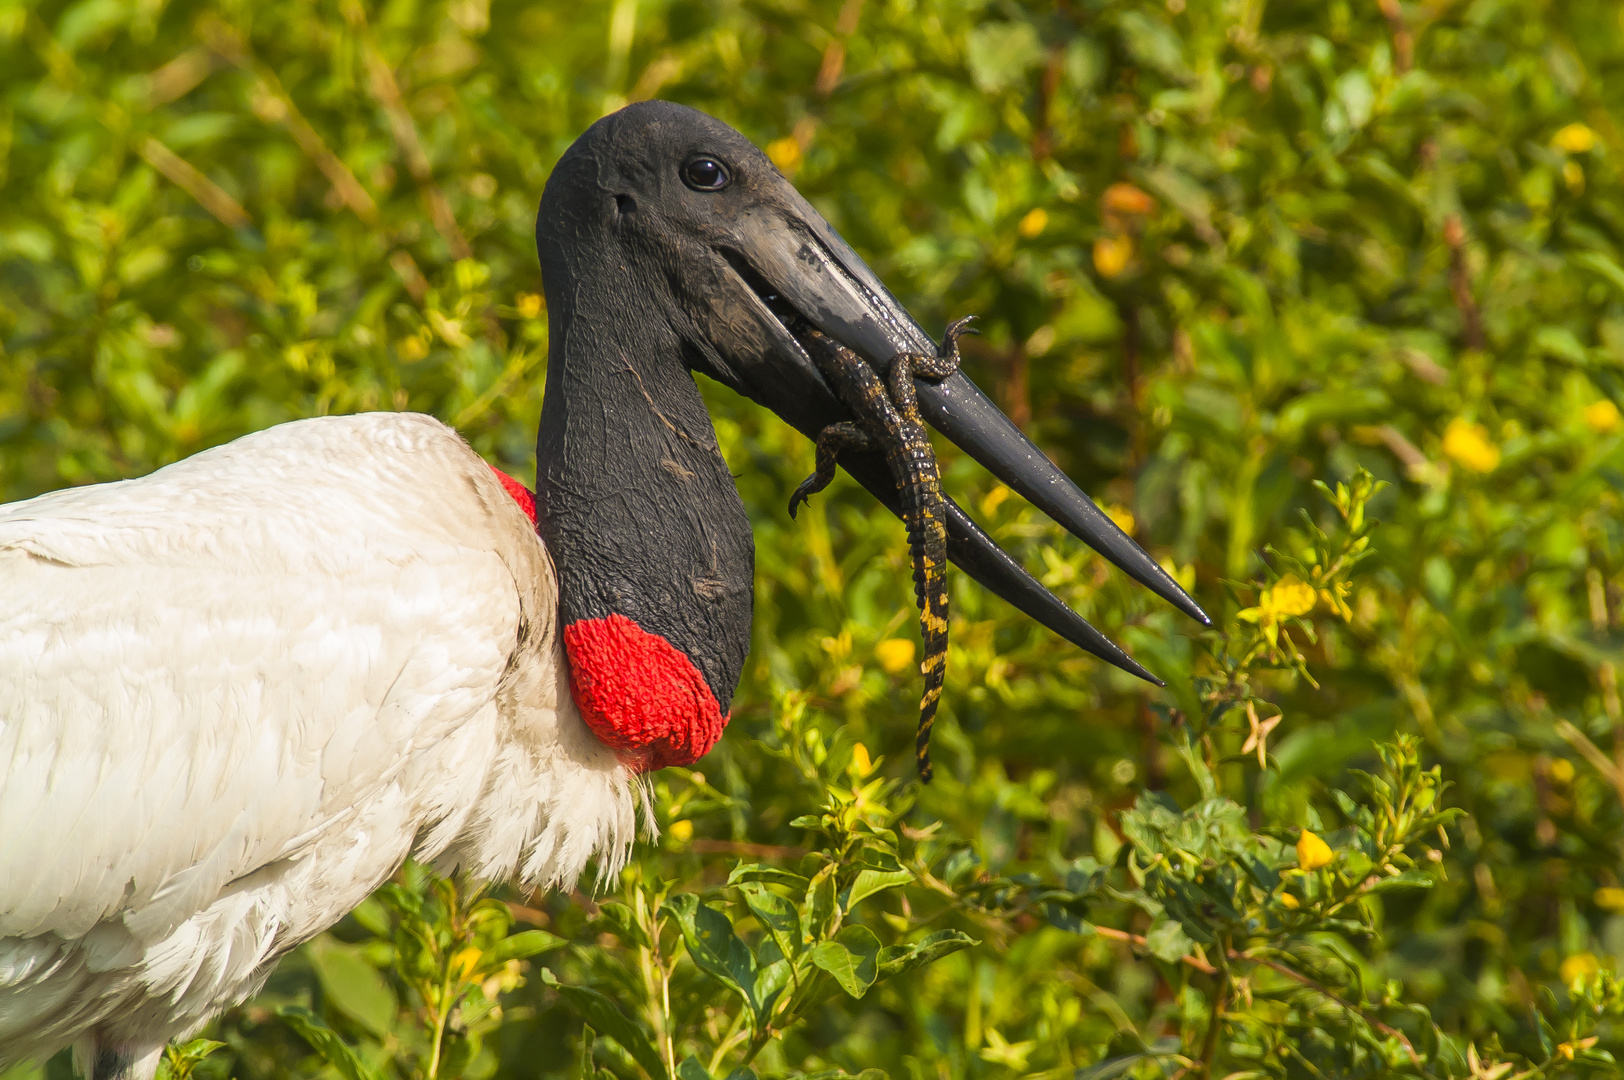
[
  {"xmin": 516, "ymin": 292, "xmax": 543, "ymax": 319},
  {"xmin": 1560, "ymin": 952, "xmax": 1600, "ymax": 986},
  {"xmin": 451, "ymin": 946, "xmax": 483, "ymax": 981},
  {"xmin": 1442, "ymin": 418, "xmax": 1500, "ymax": 473},
  {"xmin": 848, "ymin": 742, "xmax": 875, "ymax": 779},
  {"xmin": 1018, "ymin": 207, "xmax": 1048, "ymax": 238},
  {"xmin": 1279, "ymin": 892, "xmax": 1300, "ymax": 909},
  {"xmin": 1093, "ymin": 235, "xmax": 1133, "ymax": 278},
  {"xmin": 1594, "ymin": 886, "xmax": 1624, "ymax": 911},
  {"xmin": 1237, "ymin": 575, "xmax": 1318, "ymax": 645},
  {"xmin": 1552, "ymin": 123, "xmax": 1598, "ymax": 154},
  {"xmin": 766, "ymin": 136, "xmax": 802, "ymax": 173},
  {"xmin": 1270, "ymin": 575, "xmax": 1317, "ymax": 617},
  {"xmin": 1585, "ymin": 399, "xmax": 1622, "ymax": 433},
  {"xmin": 875, "ymin": 638, "xmax": 916, "ymax": 674},
  {"xmin": 1104, "ymin": 504, "xmax": 1136, "ymax": 536},
  {"xmin": 1296, "ymin": 830, "xmax": 1334, "ymax": 871},
  {"xmin": 980, "ymin": 484, "xmax": 1011, "ymax": 518},
  {"xmin": 668, "ymin": 818, "xmax": 694, "ymax": 842}
]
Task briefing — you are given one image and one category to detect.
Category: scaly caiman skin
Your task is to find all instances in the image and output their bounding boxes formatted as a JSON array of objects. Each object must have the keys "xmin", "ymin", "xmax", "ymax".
[{"xmin": 788, "ymin": 317, "xmax": 976, "ymax": 780}]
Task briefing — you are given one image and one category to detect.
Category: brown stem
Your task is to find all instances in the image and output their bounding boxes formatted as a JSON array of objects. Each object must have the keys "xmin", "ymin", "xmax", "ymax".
[
  {"xmin": 814, "ymin": 0, "xmax": 864, "ymax": 97},
  {"xmin": 690, "ymin": 839, "xmax": 809, "ymax": 859},
  {"xmin": 136, "ymin": 137, "xmax": 251, "ymax": 228},
  {"xmin": 1444, "ymin": 215, "xmax": 1485, "ymax": 351},
  {"xmin": 1198, "ymin": 947, "xmax": 1230, "ymax": 1072},
  {"xmin": 1376, "ymin": 0, "xmax": 1414, "ymax": 73},
  {"xmin": 1140, "ymin": 700, "xmax": 1164, "ymax": 790},
  {"xmin": 348, "ymin": 22, "xmax": 472, "ymax": 260},
  {"xmin": 1004, "ymin": 346, "xmax": 1031, "ymax": 430},
  {"xmin": 201, "ymin": 19, "xmax": 378, "ymax": 224},
  {"xmin": 1033, "ymin": 46, "xmax": 1063, "ymax": 161}
]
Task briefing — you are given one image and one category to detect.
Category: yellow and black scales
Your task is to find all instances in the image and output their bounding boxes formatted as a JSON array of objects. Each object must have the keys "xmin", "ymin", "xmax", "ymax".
[{"xmin": 788, "ymin": 317, "xmax": 977, "ymax": 780}]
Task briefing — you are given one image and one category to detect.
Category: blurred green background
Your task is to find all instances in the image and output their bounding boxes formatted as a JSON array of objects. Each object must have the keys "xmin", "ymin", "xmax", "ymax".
[{"xmin": 5, "ymin": 0, "xmax": 1624, "ymax": 1076}]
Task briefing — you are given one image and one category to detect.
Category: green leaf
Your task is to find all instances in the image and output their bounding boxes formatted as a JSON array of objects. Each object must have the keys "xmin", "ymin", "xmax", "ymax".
[
  {"xmin": 660, "ymin": 893, "xmax": 758, "ymax": 1010},
  {"xmin": 843, "ymin": 868, "xmax": 913, "ymax": 911},
  {"xmin": 1143, "ymin": 918, "xmax": 1194, "ymax": 964},
  {"xmin": 276, "ymin": 1006, "xmax": 387, "ymax": 1080},
  {"xmin": 593, "ymin": 901, "xmax": 653, "ymax": 949},
  {"xmin": 156, "ymin": 1039, "xmax": 226, "ymax": 1080},
  {"xmin": 487, "ymin": 928, "xmax": 566, "ymax": 964},
  {"xmin": 675, "ymin": 1057, "xmax": 713, "ymax": 1080},
  {"xmin": 728, "ymin": 863, "xmax": 810, "ymax": 890},
  {"xmin": 811, "ymin": 925, "xmax": 880, "ymax": 998},
  {"xmin": 539, "ymin": 970, "xmax": 669, "ymax": 1080},
  {"xmin": 306, "ymin": 935, "xmax": 397, "ymax": 1038},
  {"xmin": 739, "ymin": 881, "xmax": 801, "ymax": 961},
  {"xmin": 965, "ymin": 20, "xmax": 1044, "ymax": 93},
  {"xmin": 801, "ymin": 864, "xmax": 838, "ymax": 945},
  {"xmin": 875, "ymin": 930, "xmax": 976, "ymax": 980}
]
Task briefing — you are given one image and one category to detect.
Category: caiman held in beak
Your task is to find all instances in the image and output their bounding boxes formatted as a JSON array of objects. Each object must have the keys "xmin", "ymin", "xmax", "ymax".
[{"xmin": 535, "ymin": 100, "xmax": 1210, "ymax": 778}]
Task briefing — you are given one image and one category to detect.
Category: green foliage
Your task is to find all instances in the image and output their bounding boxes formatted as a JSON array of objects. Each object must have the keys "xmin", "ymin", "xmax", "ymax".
[{"xmin": 7, "ymin": 0, "xmax": 1624, "ymax": 1077}]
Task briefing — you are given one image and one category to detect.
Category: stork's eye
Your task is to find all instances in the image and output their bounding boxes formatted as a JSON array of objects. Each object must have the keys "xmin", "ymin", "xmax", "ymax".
[{"xmin": 681, "ymin": 157, "xmax": 730, "ymax": 192}]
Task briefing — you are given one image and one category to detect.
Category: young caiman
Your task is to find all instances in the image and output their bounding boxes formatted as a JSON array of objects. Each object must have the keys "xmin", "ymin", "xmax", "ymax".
[{"xmin": 788, "ymin": 316, "xmax": 977, "ymax": 780}]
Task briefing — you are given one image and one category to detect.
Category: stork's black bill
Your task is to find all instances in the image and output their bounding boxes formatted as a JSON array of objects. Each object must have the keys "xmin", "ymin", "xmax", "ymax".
[{"xmin": 535, "ymin": 102, "xmax": 1202, "ymax": 750}]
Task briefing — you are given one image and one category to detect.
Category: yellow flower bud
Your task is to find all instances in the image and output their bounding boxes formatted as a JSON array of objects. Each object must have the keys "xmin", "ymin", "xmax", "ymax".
[
  {"xmin": 1560, "ymin": 952, "xmax": 1599, "ymax": 986},
  {"xmin": 1594, "ymin": 886, "xmax": 1624, "ymax": 911},
  {"xmin": 669, "ymin": 818, "xmax": 694, "ymax": 842},
  {"xmin": 875, "ymin": 638, "xmax": 916, "ymax": 674},
  {"xmin": 767, "ymin": 137, "xmax": 803, "ymax": 173},
  {"xmin": 849, "ymin": 742, "xmax": 874, "ymax": 778},
  {"xmin": 1018, "ymin": 207, "xmax": 1048, "ymax": 238},
  {"xmin": 1442, "ymin": 418, "xmax": 1500, "ymax": 473},
  {"xmin": 1585, "ymin": 399, "xmax": 1621, "ymax": 433},
  {"xmin": 1296, "ymin": 830, "xmax": 1334, "ymax": 871},
  {"xmin": 1093, "ymin": 235, "xmax": 1133, "ymax": 278},
  {"xmin": 1552, "ymin": 123, "xmax": 1598, "ymax": 154}
]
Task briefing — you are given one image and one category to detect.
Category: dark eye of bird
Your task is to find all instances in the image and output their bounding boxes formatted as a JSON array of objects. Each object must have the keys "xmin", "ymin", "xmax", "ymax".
[{"xmin": 681, "ymin": 157, "xmax": 730, "ymax": 191}]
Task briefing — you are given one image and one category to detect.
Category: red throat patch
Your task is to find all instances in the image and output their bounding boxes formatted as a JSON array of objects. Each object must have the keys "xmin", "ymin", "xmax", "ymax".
[
  {"xmin": 489, "ymin": 466, "xmax": 538, "ymax": 524},
  {"xmin": 563, "ymin": 613, "xmax": 728, "ymax": 772}
]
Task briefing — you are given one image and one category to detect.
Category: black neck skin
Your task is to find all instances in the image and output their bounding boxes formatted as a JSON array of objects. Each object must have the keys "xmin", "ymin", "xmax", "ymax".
[{"xmin": 533, "ymin": 246, "xmax": 753, "ymax": 714}]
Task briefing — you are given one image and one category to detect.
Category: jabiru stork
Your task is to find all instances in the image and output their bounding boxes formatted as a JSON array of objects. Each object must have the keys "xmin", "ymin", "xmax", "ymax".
[{"xmin": 0, "ymin": 101, "xmax": 1206, "ymax": 1079}]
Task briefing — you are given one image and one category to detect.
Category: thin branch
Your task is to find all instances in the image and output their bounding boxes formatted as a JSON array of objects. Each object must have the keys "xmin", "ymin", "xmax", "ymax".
[
  {"xmin": 355, "ymin": 35, "xmax": 473, "ymax": 260},
  {"xmin": 689, "ymin": 839, "xmax": 809, "ymax": 859},
  {"xmin": 814, "ymin": 0, "xmax": 865, "ymax": 97},
  {"xmin": 137, "ymin": 137, "xmax": 251, "ymax": 228},
  {"xmin": 201, "ymin": 18, "xmax": 378, "ymax": 223},
  {"xmin": 1443, "ymin": 214, "xmax": 1485, "ymax": 351},
  {"xmin": 1088, "ymin": 926, "xmax": 1421, "ymax": 1065},
  {"xmin": 1376, "ymin": 0, "xmax": 1414, "ymax": 73},
  {"xmin": 1243, "ymin": 952, "xmax": 1420, "ymax": 1065}
]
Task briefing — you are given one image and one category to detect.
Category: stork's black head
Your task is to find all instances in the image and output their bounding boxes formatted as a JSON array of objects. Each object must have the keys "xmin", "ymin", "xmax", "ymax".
[{"xmin": 534, "ymin": 101, "xmax": 1206, "ymax": 773}]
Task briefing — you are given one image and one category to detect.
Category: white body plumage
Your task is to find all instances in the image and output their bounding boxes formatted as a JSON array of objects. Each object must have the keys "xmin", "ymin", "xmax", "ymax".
[{"xmin": 0, "ymin": 413, "xmax": 642, "ymax": 1076}]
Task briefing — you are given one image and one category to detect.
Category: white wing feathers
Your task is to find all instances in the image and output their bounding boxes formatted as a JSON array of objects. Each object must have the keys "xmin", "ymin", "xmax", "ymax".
[{"xmin": 0, "ymin": 413, "xmax": 639, "ymax": 1062}]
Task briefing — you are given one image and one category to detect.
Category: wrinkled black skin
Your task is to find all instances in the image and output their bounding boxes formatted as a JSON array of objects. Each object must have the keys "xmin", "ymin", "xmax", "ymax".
[
  {"xmin": 534, "ymin": 102, "xmax": 767, "ymax": 710},
  {"xmin": 531, "ymin": 100, "xmax": 1181, "ymax": 722}
]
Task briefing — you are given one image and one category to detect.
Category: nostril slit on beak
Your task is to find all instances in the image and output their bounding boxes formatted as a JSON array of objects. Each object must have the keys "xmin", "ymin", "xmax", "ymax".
[{"xmin": 614, "ymin": 194, "xmax": 635, "ymax": 214}]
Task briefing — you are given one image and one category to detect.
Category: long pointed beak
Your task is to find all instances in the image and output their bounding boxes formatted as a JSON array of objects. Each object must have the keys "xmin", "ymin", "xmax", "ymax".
[{"xmin": 698, "ymin": 196, "xmax": 1208, "ymax": 682}]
